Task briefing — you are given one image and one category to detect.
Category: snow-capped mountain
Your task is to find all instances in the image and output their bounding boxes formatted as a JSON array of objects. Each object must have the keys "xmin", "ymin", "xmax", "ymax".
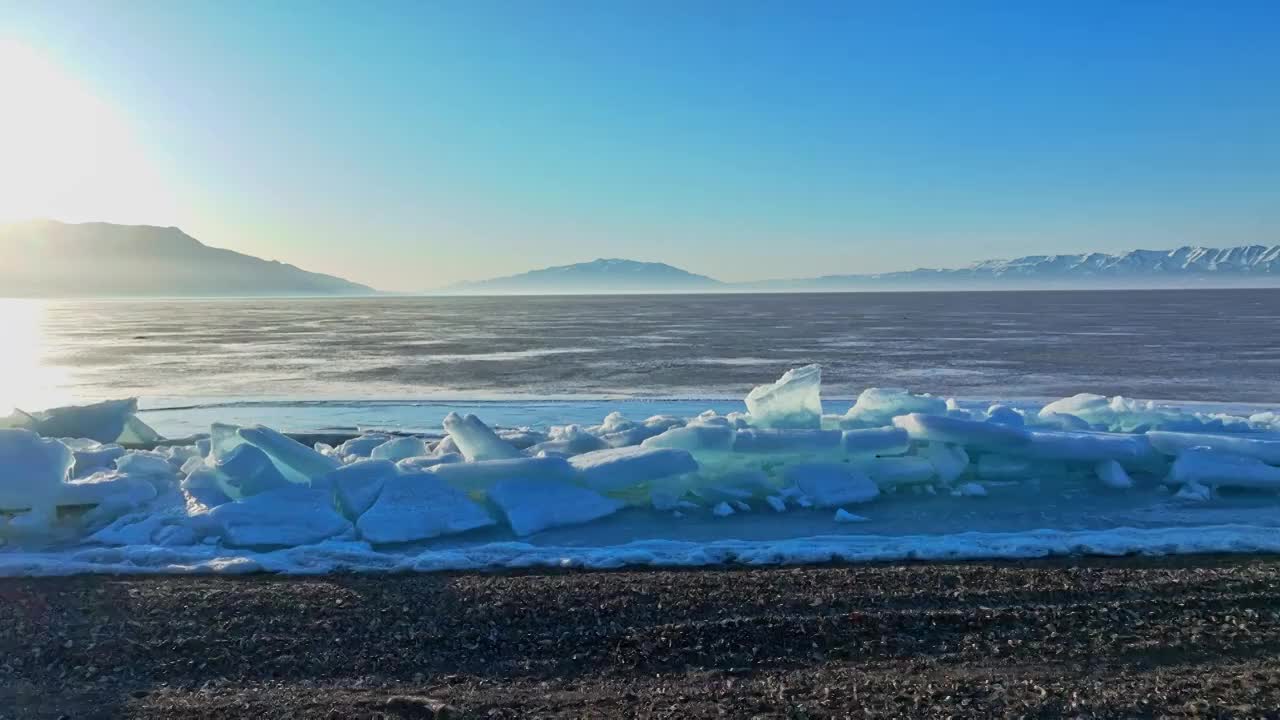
[
  {"xmin": 758, "ymin": 244, "xmax": 1280, "ymax": 290},
  {"xmin": 966, "ymin": 245, "xmax": 1280, "ymax": 277}
]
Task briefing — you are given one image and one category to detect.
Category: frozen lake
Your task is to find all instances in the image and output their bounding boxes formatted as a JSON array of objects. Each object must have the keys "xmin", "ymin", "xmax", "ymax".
[{"xmin": 5, "ymin": 289, "xmax": 1280, "ymax": 423}]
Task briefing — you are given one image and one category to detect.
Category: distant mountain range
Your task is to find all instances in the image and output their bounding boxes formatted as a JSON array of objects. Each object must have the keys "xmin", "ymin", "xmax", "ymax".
[
  {"xmin": 0, "ymin": 221, "xmax": 374, "ymax": 297},
  {"xmin": 3, "ymin": 221, "xmax": 1276, "ymax": 297},
  {"xmin": 750, "ymin": 245, "xmax": 1280, "ymax": 291},
  {"xmin": 447, "ymin": 246, "xmax": 1280, "ymax": 294},
  {"xmin": 448, "ymin": 258, "xmax": 723, "ymax": 294}
]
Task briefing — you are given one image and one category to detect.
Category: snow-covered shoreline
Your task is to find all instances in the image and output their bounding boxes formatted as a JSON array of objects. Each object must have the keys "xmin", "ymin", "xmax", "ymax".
[{"xmin": 4, "ymin": 524, "xmax": 1280, "ymax": 577}]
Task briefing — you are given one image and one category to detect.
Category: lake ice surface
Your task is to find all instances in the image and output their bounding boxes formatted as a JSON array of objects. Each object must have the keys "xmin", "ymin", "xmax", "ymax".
[{"xmin": 6, "ymin": 289, "xmax": 1280, "ymax": 413}]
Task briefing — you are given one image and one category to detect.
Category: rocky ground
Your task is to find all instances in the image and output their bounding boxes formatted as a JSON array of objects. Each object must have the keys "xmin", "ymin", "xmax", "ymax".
[{"xmin": 2, "ymin": 555, "xmax": 1279, "ymax": 718}]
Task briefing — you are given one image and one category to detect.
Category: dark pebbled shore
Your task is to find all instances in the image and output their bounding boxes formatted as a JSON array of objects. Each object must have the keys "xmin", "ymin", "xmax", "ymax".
[{"xmin": 3, "ymin": 555, "xmax": 1279, "ymax": 719}]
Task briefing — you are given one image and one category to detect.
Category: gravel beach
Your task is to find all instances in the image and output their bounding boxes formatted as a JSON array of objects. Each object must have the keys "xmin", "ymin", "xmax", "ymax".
[{"xmin": 3, "ymin": 555, "xmax": 1279, "ymax": 718}]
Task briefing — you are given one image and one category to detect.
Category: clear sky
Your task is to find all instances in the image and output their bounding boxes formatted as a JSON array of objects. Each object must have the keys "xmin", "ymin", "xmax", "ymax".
[{"xmin": 1, "ymin": 1, "xmax": 1277, "ymax": 290}]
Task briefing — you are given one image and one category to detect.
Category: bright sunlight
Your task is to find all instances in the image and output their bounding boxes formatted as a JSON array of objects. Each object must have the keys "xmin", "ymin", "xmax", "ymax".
[
  {"xmin": 0, "ymin": 40, "xmax": 170, "ymax": 224},
  {"xmin": 0, "ymin": 299, "xmax": 69, "ymax": 415}
]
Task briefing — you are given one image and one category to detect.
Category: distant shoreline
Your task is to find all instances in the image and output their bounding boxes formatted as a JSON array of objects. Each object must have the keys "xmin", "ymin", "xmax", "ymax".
[{"xmin": 5, "ymin": 284, "xmax": 1280, "ymax": 300}]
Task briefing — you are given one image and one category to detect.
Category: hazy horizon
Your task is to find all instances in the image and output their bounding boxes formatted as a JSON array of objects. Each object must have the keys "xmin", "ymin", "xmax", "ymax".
[
  {"xmin": 2, "ymin": 2, "xmax": 1278, "ymax": 291},
  {"xmin": 2, "ymin": 218, "xmax": 1278, "ymax": 297}
]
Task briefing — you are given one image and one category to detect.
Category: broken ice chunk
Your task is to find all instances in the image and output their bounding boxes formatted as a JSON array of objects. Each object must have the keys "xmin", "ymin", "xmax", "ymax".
[
  {"xmin": 72, "ymin": 444, "xmax": 126, "ymax": 478},
  {"xmin": 842, "ymin": 388, "xmax": 945, "ymax": 427},
  {"xmin": 595, "ymin": 412, "xmax": 635, "ymax": 434},
  {"xmin": 985, "ymin": 405, "xmax": 1025, "ymax": 427},
  {"xmin": 357, "ymin": 474, "xmax": 494, "ymax": 543},
  {"xmin": 1166, "ymin": 448, "xmax": 1280, "ymax": 491},
  {"xmin": 641, "ymin": 424, "xmax": 735, "ymax": 452},
  {"xmin": 237, "ymin": 425, "xmax": 341, "ymax": 484},
  {"xmin": 335, "ymin": 433, "xmax": 392, "ymax": 460},
  {"xmin": 1174, "ymin": 482, "xmax": 1213, "ymax": 502},
  {"xmin": 692, "ymin": 470, "xmax": 772, "ymax": 505},
  {"xmin": 952, "ymin": 482, "xmax": 988, "ymax": 497},
  {"xmin": 1040, "ymin": 393, "xmax": 1250, "ymax": 433},
  {"xmin": 732, "ymin": 429, "xmax": 840, "ymax": 454},
  {"xmin": 89, "ymin": 507, "xmax": 191, "ymax": 547},
  {"xmin": 1095, "ymin": 460, "xmax": 1134, "ymax": 490},
  {"xmin": 202, "ymin": 487, "xmax": 351, "ymax": 548},
  {"xmin": 922, "ymin": 443, "xmax": 969, "ymax": 486},
  {"xmin": 114, "ymin": 451, "xmax": 178, "ymax": 478},
  {"xmin": 568, "ymin": 446, "xmax": 698, "ymax": 493},
  {"xmin": 434, "ymin": 435, "xmax": 460, "ymax": 456},
  {"xmin": 1147, "ymin": 431, "xmax": 1280, "ymax": 465},
  {"xmin": 783, "ymin": 463, "xmax": 878, "ymax": 507},
  {"xmin": 0, "ymin": 407, "xmax": 37, "ymax": 431},
  {"xmin": 1015, "ymin": 429, "xmax": 1162, "ymax": 468},
  {"xmin": 744, "ymin": 364, "xmax": 823, "ymax": 429},
  {"xmin": 25, "ymin": 398, "xmax": 140, "ymax": 444},
  {"xmin": 208, "ymin": 423, "xmax": 245, "ymax": 463},
  {"xmin": 841, "ymin": 426, "xmax": 910, "ymax": 457},
  {"xmin": 0, "ymin": 429, "xmax": 74, "ymax": 523},
  {"xmin": 369, "ymin": 436, "xmax": 431, "ymax": 463},
  {"xmin": 442, "ymin": 412, "xmax": 523, "ymax": 461},
  {"xmin": 181, "ymin": 468, "xmax": 232, "ymax": 508},
  {"xmin": 1249, "ymin": 411, "xmax": 1280, "ymax": 431},
  {"xmin": 893, "ymin": 413, "xmax": 1031, "ymax": 451},
  {"xmin": 428, "ymin": 456, "xmax": 576, "ymax": 492},
  {"xmin": 1035, "ymin": 411, "xmax": 1092, "ymax": 431},
  {"xmin": 600, "ymin": 425, "xmax": 668, "ymax": 448},
  {"xmin": 395, "ymin": 453, "xmax": 462, "ymax": 472},
  {"xmin": 1038, "ymin": 394, "xmax": 1110, "ymax": 424},
  {"xmin": 497, "ymin": 428, "xmax": 550, "ymax": 450},
  {"xmin": 864, "ymin": 456, "xmax": 936, "ymax": 489},
  {"xmin": 488, "ymin": 477, "xmax": 623, "ymax": 536},
  {"xmin": 527, "ymin": 424, "xmax": 609, "ymax": 456},
  {"xmin": 117, "ymin": 415, "xmax": 163, "ymax": 445},
  {"xmin": 321, "ymin": 459, "xmax": 398, "ymax": 519},
  {"xmin": 833, "ymin": 508, "xmax": 869, "ymax": 523},
  {"xmin": 648, "ymin": 475, "xmax": 689, "ymax": 511},
  {"xmin": 56, "ymin": 471, "xmax": 157, "ymax": 514},
  {"xmin": 214, "ymin": 443, "xmax": 291, "ymax": 497}
]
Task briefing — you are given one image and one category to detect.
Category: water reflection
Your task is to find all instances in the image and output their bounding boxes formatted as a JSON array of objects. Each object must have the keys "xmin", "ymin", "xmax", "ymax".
[{"xmin": 0, "ymin": 299, "xmax": 71, "ymax": 414}]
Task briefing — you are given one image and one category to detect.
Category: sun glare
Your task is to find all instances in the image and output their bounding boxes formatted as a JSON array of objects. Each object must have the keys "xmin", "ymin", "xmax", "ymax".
[
  {"xmin": 0, "ymin": 40, "xmax": 173, "ymax": 224},
  {"xmin": 0, "ymin": 299, "xmax": 70, "ymax": 416}
]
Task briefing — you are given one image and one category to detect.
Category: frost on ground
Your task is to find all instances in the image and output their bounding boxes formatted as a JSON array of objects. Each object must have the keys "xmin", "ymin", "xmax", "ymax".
[{"xmin": 1, "ymin": 365, "xmax": 1279, "ymax": 574}]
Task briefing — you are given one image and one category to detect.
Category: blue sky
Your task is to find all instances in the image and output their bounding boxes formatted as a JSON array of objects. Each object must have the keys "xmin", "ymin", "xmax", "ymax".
[{"xmin": 1, "ymin": 1, "xmax": 1277, "ymax": 290}]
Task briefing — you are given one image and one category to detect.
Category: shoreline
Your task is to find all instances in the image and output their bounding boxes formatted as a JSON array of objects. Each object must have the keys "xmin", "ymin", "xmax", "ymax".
[
  {"xmin": 4, "ymin": 554, "xmax": 1278, "ymax": 718},
  {"xmin": 8, "ymin": 523, "xmax": 1280, "ymax": 577}
]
